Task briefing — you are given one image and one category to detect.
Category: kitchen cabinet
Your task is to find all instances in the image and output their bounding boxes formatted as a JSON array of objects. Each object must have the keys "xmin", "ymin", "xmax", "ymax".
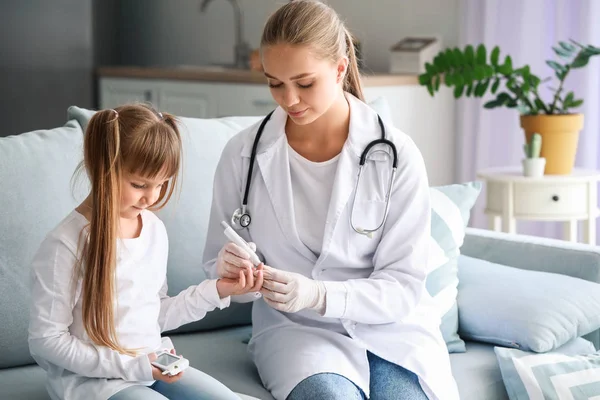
[{"xmin": 98, "ymin": 76, "xmax": 455, "ymax": 185}]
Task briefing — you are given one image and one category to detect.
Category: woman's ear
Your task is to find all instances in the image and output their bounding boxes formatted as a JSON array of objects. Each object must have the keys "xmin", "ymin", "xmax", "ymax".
[{"xmin": 336, "ymin": 56, "xmax": 349, "ymax": 83}]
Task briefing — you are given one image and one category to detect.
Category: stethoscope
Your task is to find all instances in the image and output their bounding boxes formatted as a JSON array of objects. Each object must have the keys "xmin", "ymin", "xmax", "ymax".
[{"xmin": 231, "ymin": 110, "xmax": 398, "ymax": 238}]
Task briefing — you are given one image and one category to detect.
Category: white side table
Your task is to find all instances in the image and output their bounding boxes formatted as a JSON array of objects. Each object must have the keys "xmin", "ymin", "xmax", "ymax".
[{"xmin": 476, "ymin": 167, "xmax": 600, "ymax": 244}]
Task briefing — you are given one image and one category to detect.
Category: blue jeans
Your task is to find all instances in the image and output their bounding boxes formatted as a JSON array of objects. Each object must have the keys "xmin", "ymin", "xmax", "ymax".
[
  {"xmin": 108, "ymin": 367, "xmax": 240, "ymax": 400},
  {"xmin": 287, "ymin": 352, "xmax": 428, "ymax": 400}
]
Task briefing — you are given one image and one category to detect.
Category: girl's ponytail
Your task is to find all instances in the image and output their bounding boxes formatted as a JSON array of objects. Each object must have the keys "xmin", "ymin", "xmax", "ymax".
[{"xmin": 81, "ymin": 109, "xmax": 134, "ymax": 356}]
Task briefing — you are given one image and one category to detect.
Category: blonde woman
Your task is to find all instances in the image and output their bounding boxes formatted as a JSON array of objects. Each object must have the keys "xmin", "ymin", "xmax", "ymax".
[
  {"xmin": 28, "ymin": 104, "xmax": 262, "ymax": 400},
  {"xmin": 203, "ymin": 1, "xmax": 459, "ymax": 399}
]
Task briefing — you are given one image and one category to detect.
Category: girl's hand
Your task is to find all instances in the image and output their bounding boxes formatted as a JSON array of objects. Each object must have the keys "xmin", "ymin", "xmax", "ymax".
[
  {"xmin": 216, "ymin": 264, "xmax": 264, "ymax": 298},
  {"xmin": 148, "ymin": 349, "xmax": 185, "ymax": 384}
]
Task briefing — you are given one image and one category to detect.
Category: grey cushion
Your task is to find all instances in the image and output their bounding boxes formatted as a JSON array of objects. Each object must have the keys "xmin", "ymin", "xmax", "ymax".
[
  {"xmin": 0, "ymin": 364, "xmax": 48, "ymax": 400},
  {"xmin": 0, "ymin": 326, "xmax": 273, "ymax": 400},
  {"xmin": 1, "ymin": 329, "xmax": 507, "ymax": 400},
  {"xmin": 451, "ymin": 341, "xmax": 508, "ymax": 400},
  {"xmin": 0, "ymin": 120, "xmax": 87, "ymax": 369}
]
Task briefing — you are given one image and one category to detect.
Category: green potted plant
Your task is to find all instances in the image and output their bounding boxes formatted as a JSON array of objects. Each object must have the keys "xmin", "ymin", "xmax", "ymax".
[{"xmin": 418, "ymin": 40, "xmax": 600, "ymax": 174}]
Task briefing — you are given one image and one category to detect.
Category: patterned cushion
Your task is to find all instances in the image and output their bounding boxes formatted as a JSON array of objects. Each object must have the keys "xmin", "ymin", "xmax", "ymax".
[
  {"xmin": 427, "ymin": 182, "xmax": 482, "ymax": 353},
  {"xmin": 494, "ymin": 341, "xmax": 600, "ymax": 399}
]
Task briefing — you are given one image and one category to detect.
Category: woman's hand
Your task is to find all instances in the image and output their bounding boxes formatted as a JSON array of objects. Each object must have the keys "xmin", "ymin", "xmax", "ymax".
[
  {"xmin": 216, "ymin": 264, "xmax": 264, "ymax": 298},
  {"xmin": 216, "ymin": 241, "xmax": 258, "ymax": 279},
  {"xmin": 260, "ymin": 265, "xmax": 326, "ymax": 314},
  {"xmin": 148, "ymin": 349, "xmax": 184, "ymax": 384}
]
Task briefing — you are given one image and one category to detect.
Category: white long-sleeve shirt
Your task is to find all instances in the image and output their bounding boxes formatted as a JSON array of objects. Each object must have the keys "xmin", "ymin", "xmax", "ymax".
[{"xmin": 28, "ymin": 209, "xmax": 230, "ymax": 400}]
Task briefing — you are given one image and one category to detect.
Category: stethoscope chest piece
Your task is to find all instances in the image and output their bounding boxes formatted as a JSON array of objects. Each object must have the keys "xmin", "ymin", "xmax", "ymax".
[{"xmin": 232, "ymin": 206, "xmax": 251, "ymax": 229}]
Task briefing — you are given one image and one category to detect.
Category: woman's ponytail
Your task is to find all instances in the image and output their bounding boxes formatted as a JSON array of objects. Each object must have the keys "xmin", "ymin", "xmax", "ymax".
[{"xmin": 343, "ymin": 28, "xmax": 364, "ymax": 102}]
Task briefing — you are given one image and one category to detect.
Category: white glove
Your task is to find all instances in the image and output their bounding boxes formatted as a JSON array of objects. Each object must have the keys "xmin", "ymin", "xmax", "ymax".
[
  {"xmin": 216, "ymin": 241, "xmax": 257, "ymax": 279},
  {"xmin": 260, "ymin": 265, "xmax": 326, "ymax": 314}
]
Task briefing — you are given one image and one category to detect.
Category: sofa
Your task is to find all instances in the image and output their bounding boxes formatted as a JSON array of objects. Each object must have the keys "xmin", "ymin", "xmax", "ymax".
[{"xmin": 2, "ymin": 105, "xmax": 600, "ymax": 400}]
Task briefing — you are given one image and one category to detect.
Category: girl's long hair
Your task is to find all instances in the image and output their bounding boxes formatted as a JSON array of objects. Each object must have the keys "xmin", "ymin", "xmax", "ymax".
[{"xmin": 77, "ymin": 104, "xmax": 181, "ymax": 356}]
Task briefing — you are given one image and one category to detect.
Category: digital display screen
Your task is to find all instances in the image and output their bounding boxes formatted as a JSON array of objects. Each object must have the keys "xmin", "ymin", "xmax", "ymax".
[{"xmin": 155, "ymin": 353, "xmax": 180, "ymax": 366}]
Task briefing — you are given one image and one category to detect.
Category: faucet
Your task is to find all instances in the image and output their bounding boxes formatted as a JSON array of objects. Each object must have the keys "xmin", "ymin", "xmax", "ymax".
[{"xmin": 200, "ymin": 0, "xmax": 251, "ymax": 69}]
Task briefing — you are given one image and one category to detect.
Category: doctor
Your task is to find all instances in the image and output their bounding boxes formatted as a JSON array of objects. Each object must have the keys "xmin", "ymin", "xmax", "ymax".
[{"xmin": 203, "ymin": 1, "xmax": 459, "ymax": 399}]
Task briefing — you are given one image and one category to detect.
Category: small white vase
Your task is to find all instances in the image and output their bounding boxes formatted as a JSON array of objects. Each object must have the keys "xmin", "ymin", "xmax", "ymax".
[{"xmin": 522, "ymin": 157, "xmax": 546, "ymax": 177}]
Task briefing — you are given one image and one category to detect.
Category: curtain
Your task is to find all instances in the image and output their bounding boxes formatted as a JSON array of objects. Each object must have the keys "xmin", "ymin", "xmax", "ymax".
[{"xmin": 457, "ymin": 0, "xmax": 600, "ymax": 242}]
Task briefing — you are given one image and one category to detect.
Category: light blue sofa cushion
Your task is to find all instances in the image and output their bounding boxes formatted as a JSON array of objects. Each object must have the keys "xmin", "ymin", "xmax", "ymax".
[
  {"xmin": 427, "ymin": 182, "xmax": 482, "ymax": 353},
  {"xmin": 494, "ymin": 339, "xmax": 599, "ymax": 400},
  {"xmin": 67, "ymin": 106, "xmax": 262, "ymax": 333},
  {"xmin": 458, "ymin": 254, "xmax": 600, "ymax": 353},
  {"xmin": 0, "ymin": 120, "xmax": 87, "ymax": 369}
]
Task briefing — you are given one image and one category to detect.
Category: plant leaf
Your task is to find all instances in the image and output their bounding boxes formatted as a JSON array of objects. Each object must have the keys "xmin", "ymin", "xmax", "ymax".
[
  {"xmin": 491, "ymin": 78, "xmax": 501, "ymax": 94},
  {"xmin": 570, "ymin": 99, "xmax": 584, "ymax": 107},
  {"xmin": 453, "ymin": 84, "xmax": 465, "ymax": 98},
  {"xmin": 518, "ymin": 103, "xmax": 531, "ymax": 114},
  {"xmin": 484, "ymin": 99, "xmax": 499, "ymax": 109},
  {"xmin": 553, "ymin": 46, "xmax": 572, "ymax": 60},
  {"xmin": 529, "ymin": 75, "xmax": 541, "ymax": 88},
  {"xmin": 433, "ymin": 54, "xmax": 446, "ymax": 71},
  {"xmin": 571, "ymin": 53, "xmax": 590, "ymax": 68},
  {"xmin": 504, "ymin": 55, "xmax": 513, "ymax": 70},
  {"xmin": 498, "ymin": 56, "xmax": 513, "ymax": 75},
  {"xmin": 453, "ymin": 48, "xmax": 464, "ymax": 66},
  {"xmin": 534, "ymin": 98, "xmax": 546, "ymax": 112},
  {"xmin": 546, "ymin": 60, "xmax": 565, "ymax": 73},
  {"xmin": 465, "ymin": 45, "xmax": 475, "ymax": 64},
  {"xmin": 425, "ymin": 62, "xmax": 436, "ymax": 75},
  {"xmin": 434, "ymin": 75, "xmax": 441, "ymax": 91},
  {"xmin": 418, "ymin": 73, "xmax": 430, "ymax": 85},
  {"xmin": 476, "ymin": 44, "xmax": 486, "ymax": 64},
  {"xmin": 454, "ymin": 73, "xmax": 465, "ymax": 87},
  {"xmin": 491, "ymin": 46, "xmax": 500, "ymax": 66},
  {"xmin": 587, "ymin": 45, "xmax": 600, "ymax": 55},
  {"xmin": 564, "ymin": 91, "xmax": 574, "ymax": 105},
  {"xmin": 466, "ymin": 83, "xmax": 474, "ymax": 97},
  {"xmin": 445, "ymin": 48, "xmax": 456, "ymax": 67},
  {"xmin": 444, "ymin": 73, "xmax": 453, "ymax": 86},
  {"xmin": 474, "ymin": 65, "xmax": 486, "ymax": 80},
  {"xmin": 475, "ymin": 79, "xmax": 490, "ymax": 97},
  {"xmin": 559, "ymin": 41, "xmax": 577, "ymax": 52}
]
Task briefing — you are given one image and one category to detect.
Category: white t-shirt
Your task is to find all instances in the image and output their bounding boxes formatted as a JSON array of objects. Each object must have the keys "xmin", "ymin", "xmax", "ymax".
[
  {"xmin": 28, "ymin": 209, "xmax": 230, "ymax": 400},
  {"xmin": 288, "ymin": 143, "xmax": 340, "ymax": 257}
]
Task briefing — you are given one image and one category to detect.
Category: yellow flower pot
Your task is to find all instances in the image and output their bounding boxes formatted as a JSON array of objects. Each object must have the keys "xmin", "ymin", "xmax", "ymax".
[{"xmin": 520, "ymin": 114, "xmax": 584, "ymax": 175}]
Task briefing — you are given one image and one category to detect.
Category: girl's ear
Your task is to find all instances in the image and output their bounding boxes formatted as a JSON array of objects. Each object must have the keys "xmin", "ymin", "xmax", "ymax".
[{"xmin": 336, "ymin": 56, "xmax": 349, "ymax": 84}]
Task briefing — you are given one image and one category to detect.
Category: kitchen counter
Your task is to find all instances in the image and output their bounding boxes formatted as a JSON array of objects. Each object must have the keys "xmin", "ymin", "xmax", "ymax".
[{"xmin": 96, "ymin": 66, "xmax": 420, "ymax": 86}]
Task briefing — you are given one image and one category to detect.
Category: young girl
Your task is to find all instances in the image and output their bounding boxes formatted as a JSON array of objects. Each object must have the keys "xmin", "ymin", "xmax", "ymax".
[
  {"xmin": 28, "ymin": 104, "xmax": 262, "ymax": 400},
  {"xmin": 203, "ymin": 1, "xmax": 459, "ymax": 399}
]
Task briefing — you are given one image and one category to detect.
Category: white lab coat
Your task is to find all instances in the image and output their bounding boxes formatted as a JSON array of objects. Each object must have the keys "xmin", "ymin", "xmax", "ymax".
[{"xmin": 203, "ymin": 93, "xmax": 459, "ymax": 400}]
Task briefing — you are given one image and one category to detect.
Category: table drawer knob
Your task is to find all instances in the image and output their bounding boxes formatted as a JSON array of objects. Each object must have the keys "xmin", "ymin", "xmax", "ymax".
[{"xmin": 552, "ymin": 195, "xmax": 560, "ymax": 202}]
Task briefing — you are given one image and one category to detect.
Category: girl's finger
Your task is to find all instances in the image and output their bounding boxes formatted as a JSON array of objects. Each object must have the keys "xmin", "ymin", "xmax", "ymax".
[
  {"xmin": 250, "ymin": 270, "xmax": 264, "ymax": 292},
  {"xmin": 238, "ymin": 268, "xmax": 246, "ymax": 289},
  {"xmin": 244, "ymin": 266, "xmax": 255, "ymax": 288}
]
